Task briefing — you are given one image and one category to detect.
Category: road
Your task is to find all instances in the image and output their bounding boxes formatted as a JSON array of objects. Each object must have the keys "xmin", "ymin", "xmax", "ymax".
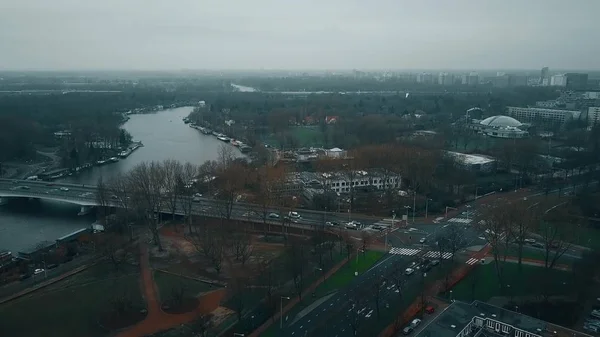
[{"xmin": 0, "ymin": 179, "xmax": 389, "ymax": 230}]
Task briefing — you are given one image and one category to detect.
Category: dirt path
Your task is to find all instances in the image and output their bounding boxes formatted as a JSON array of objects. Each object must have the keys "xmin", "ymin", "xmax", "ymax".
[{"xmin": 115, "ymin": 243, "xmax": 225, "ymax": 337}]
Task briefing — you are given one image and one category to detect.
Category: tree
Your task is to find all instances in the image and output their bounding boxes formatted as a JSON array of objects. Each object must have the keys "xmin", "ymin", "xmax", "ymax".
[
  {"xmin": 476, "ymin": 205, "xmax": 512, "ymax": 295},
  {"xmin": 255, "ymin": 164, "xmax": 285, "ymax": 237},
  {"xmin": 162, "ymin": 159, "xmax": 184, "ymax": 221},
  {"xmin": 103, "ymin": 239, "xmax": 131, "ymax": 272},
  {"xmin": 189, "ymin": 314, "xmax": 214, "ymax": 337},
  {"xmin": 229, "ymin": 226, "xmax": 253, "ymax": 266},
  {"xmin": 372, "ymin": 275, "xmax": 385, "ymax": 319},
  {"xmin": 288, "ymin": 239, "xmax": 306, "ymax": 300},
  {"xmin": 108, "ymin": 173, "xmax": 135, "ymax": 241},
  {"xmin": 180, "ymin": 162, "xmax": 198, "ymax": 233},
  {"xmin": 128, "ymin": 161, "xmax": 166, "ymax": 251}
]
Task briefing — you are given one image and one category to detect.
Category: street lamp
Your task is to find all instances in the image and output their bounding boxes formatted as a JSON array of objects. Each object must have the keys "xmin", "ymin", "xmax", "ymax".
[
  {"xmin": 412, "ymin": 190, "xmax": 416, "ymax": 224},
  {"xmin": 355, "ymin": 248, "xmax": 364, "ymax": 276},
  {"xmin": 474, "ymin": 186, "xmax": 480, "ymax": 200},
  {"xmin": 280, "ymin": 296, "xmax": 290, "ymax": 328},
  {"xmin": 425, "ymin": 198, "xmax": 431, "ymax": 219},
  {"xmin": 445, "ymin": 206, "xmax": 457, "ymax": 218},
  {"xmin": 404, "ymin": 206, "xmax": 411, "ymax": 225}
]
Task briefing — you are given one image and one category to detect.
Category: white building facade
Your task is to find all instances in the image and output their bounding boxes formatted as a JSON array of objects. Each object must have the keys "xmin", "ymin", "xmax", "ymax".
[
  {"xmin": 507, "ymin": 106, "xmax": 578, "ymax": 126},
  {"xmin": 321, "ymin": 171, "xmax": 401, "ymax": 194},
  {"xmin": 589, "ymin": 107, "xmax": 600, "ymax": 128}
]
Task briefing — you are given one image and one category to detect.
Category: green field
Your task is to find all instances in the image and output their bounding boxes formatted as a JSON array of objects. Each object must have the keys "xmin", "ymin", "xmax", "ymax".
[
  {"xmin": 153, "ymin": 270, "xmax": 217, "ymax": 302},
  {"xmin": 450, "ymin": 262, "xmax": 572, "ymax": 302},
  {"xmin": 0, "ymin": 263, "xmax": 144, "ymax": 337},
  {"xmin": 263, "ymin": 126, "xmax": 326, "ymax": 148},
  {"xmin": 261, "ymin": 250, "xmax": 385, "ymax": 337}
]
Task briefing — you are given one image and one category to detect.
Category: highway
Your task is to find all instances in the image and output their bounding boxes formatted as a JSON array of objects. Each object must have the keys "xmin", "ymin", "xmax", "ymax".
[{"xmin": 0, "ymin": 179, "xmax": 389, "ymax": 229}]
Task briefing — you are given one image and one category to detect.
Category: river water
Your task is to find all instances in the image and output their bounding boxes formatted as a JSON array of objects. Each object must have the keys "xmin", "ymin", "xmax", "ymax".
[{"xmin": 0, "ymin": 106, "xmax": 240, "ymax": 254}]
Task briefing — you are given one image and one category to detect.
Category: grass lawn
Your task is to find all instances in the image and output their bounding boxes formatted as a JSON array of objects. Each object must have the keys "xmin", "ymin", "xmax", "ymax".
[
  {"xmin": 450, "ymin": 262, "xmax": 572, "ymax": 303},
  {"xmin": 0, "ymin": 262, "xmax": 144, "ymax": 337},
  {"xmin": 153, "ymin": 270, "xmax": 217, "ymax": 301},
  {"xmin": 504, "ymin": 246, "xmax": 578, "ymax": 265},
  {"xmin": 291, "ymin": 126, "xmax": 325, "ymax": 147},
  {"xmin": 261, "ymin": 250, "xmax": 385, "ymax": 337}
]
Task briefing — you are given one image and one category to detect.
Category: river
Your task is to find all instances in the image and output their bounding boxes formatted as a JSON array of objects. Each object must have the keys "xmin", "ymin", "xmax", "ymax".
[{"xmin": 0, "ymin": 106, "xmax": 241, "ymax": 254}]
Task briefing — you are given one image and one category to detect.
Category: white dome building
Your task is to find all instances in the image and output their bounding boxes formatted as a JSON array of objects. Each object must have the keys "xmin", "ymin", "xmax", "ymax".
[{"xmin": 478, "ymin": 115, "xmax": 528, "ymax": 138}]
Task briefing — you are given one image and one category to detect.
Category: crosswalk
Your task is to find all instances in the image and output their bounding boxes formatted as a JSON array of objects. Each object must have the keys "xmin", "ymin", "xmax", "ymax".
[
  {"xmin": 388, "ymin": 247, "xmax": 454, "ymax": 259},
  {"xmin": 388, "ymin": 247, "xmax": 421, "ymax": 256},
  {"xmin": 466, "ymin": 258, "xmax": 480, "ymax": 265},
  {"xmin": 447, "ymin": 217, "xmax": 472, "ymax": 224},
  {"xmin": 422, "ymin": 251, "xmax": 453, "ymax": 259}
]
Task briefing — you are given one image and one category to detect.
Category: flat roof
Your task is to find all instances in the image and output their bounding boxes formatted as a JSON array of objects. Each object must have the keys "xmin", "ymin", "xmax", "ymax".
[{"xmin": 446, "ymin": 151, "xmax": 496, "ymax": 165}]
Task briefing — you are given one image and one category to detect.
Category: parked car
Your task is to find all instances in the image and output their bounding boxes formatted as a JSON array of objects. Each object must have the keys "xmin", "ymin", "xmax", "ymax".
[
  {"xmin": 33, "ymin": 268, "xmax": 45, "ymax": 275},
  {"xmin": 419, "ymin": 237, "xmax": 427, "ymax": 244},
  {"xmin": 425, "ymin": 306, "xmax": 435, "ymax": 314},
  {"xmin": 402, "ymin": 326, "xmax": 414, "ymax": 335},
  {"xmin": 405, "ymin": 267, "xmax": 415, "ymax": 276}
]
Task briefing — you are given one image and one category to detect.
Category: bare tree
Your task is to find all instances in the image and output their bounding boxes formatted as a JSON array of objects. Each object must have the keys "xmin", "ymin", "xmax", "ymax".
[
  {"xmin": 229, "ymin": 227, "xmax": 253, "ymax": 266},
  {"xmin": 372, "ymin": 275, "xmax": 385, "ymax": 319},
  {"xmin": 128, "ymin": 161, "xmax": 166, "ymax": 251},
  {"xmin": 180, "ymin": 162, "xmax": 198, "ymax": 233},
  {"xmin": 103, "ymin": 239, "xmax": 131, "ymax": 272},
  {"xmin": 476, "ymin": 205, "xmax": 512, "ymax": 294},
  {"xmin": 255, "ymin": 164, "xmax": 285, "ymax": 237},
  {"xmin": 189, "ymin": 314, "xmax": 214, "ymax": 337},
  {"xmin": 162, "ymin": 159, "xmax": 184, "ymax": 221},
  {"xmin": 348, "ymin": 290, "xmax": 367, "ymax": 336},
  {"xmin": 109, "ymin": 173, "xmax": 135, "ymax": 241},
  {"xmin": 288, "ymin": 239, "xmax": 306, "ymax": 300}
]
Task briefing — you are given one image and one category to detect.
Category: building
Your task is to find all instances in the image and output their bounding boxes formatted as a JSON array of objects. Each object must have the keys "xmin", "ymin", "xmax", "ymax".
[
  {"xmin": 417, "ymin": 73, "xmax": 434, "ymax": 84},
  {"xmin": 550, "ymin": 74, "xmax": 567, "ymax": 87},
  {"xmin": 416, "ymin": 300, "xmax": 590, "ymax": 337},
  {"xmin": 317, "ymin": 170, "xmax": 401, "ymax": 194},
  {"xmin": 508, "ymin": 74, "xmax": 528, "ymax": 87},
  {"xmin": 445, "ymin": 151, "xmax": 497, "ymax": 172},
  {"xmin": 477, "ymin": 115, "xmax": 528, "ymax": 139},
  {"xmin": 535, "ymin": 100, "xmax": 559, "ymax": 108},
  {"xmin": 439, "ymin": 72, "xmax": 454, "ymax": 86},
  {"xmin": 588, "ymin": 107, "xmax": 600, "ymax": 128},
  {"xmin": 491, "ymin": 75, "xmax": 509, "ymax": 88},
  {"xmin": 583, "ymin": 91, "xmax": 600, "ymax": 99},
  {"xmin": 566, "ymin": 73, "xmax": 589, "ymax": 90},
  {"xmin": 540, "ymin": 67, "xmax": 549, "ymax": 85},
  {"xmin": 507, "ymin": 107, "xmax": 578, "ymax": 126},
  {"xmin": 325, "ymin": 147, "xmax": 346, "ymax": 159}
]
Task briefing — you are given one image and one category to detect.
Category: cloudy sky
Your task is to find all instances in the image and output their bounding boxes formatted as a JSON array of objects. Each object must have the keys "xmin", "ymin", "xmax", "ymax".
[{"xmin": 1, "ymin": 0, "xmax": 598, "ymax": 70}]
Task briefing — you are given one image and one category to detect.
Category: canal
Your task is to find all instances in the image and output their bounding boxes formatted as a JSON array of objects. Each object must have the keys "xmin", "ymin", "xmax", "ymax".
[{"xmin": 0, "ymin": 106, "xmax": 241, "ymax": 253}]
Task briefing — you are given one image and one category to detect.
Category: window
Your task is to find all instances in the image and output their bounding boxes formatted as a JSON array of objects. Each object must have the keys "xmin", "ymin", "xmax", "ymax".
[
  {"xmin": 487, "ymin": 320, "xmax": 493, "ymax": 328},
  {"xmin": 495, "ymin": 322, "xmax": 500, "ymax": 331},
  {"xmin": 502, "ymin": 325, "xmax": 509, "ymax": 333},
  {"xmin": 475, "ymin": 318, "xmax": 483, "ymax": 326}
]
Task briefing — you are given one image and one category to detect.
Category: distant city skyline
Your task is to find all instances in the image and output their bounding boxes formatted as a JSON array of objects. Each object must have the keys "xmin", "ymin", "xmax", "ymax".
[{"xmin": 1, "ymin": 0, "xmax": 599, "ymax": 71}]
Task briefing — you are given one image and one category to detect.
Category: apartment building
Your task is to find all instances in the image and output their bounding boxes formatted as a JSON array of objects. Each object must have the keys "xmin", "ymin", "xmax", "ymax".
[
  {"xmin": 507, "ymin": 106, "xmax": 578, "ymax": 126},
  {"xmin": 588, "ymin": 107, "xmax": 600, "ymax": 128},
  {"xmin": 417, "ymin": 300, "xmax": 590, "ymax": 337},
  {"xmin": 318, "ymin": 170, "xmax": 401, "ymax": 194}
]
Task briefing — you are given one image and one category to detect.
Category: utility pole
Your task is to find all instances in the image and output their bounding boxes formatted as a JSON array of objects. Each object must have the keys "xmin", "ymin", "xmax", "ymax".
[{"xmin": 412, "ymin": 191, "xmax": 416, "ymax": 224}]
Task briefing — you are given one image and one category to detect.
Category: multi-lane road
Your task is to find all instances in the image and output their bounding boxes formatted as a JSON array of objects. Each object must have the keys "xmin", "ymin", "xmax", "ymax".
[{"xmin": 0, "ymin": 178, "xmax": 392, "ymax": 230}]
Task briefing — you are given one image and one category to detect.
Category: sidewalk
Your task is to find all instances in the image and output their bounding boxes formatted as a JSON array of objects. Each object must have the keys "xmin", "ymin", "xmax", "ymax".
[
  {"xmin": 248, "ymin": 255, "xmax": 351, "ymax": 337},
  {"xmin": 499, "ymin": 256, "xmax": 571, "ymax": 271},
  {"xmin": 0, "ymin": 262, "xmax": 92, "ymax": 305}
]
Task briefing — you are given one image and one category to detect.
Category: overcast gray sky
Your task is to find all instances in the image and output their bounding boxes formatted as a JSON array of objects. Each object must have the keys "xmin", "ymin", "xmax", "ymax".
[{"xmin": 1, "ymin": 0, "xmax": 599, "ymax": 71}]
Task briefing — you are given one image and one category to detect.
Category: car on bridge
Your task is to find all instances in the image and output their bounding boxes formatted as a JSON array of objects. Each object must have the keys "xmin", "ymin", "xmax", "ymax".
[
  {"xmin": 59, "ymin": 187, "xmax": 69, "ymax": 192},
  {"xmin": 268, "ymin": 212, "xmax": 280, "ymax": 219}
]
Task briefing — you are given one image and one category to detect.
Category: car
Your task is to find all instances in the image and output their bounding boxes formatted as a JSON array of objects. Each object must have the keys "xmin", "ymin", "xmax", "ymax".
[
  {"xmin": 404, "ymin": 267, "xmax": 415, "ymax": 275},
  {"xmin": 111, "ymin": 194, "xmax": 119, "ymax": 200},
  {"xmin": 288, "ymin": 211, "xmax": 301, "ymax": 219},
  {"xmin": 431, "ymin": 259, "xmax": 440, "ymax": 266},
  {"xmin": 192, "ymin": 194, "xmax": 202, "ymax": 202},
  {"xmin": 325, "ymin": 221, "xmax": 334, "ymax": 226},
  {"xmin": 33, "ymin": 268, "xmax": 45, "ymax": 275},
  {"xmin": 425, "ymin": 306, "xmax": 435, "ymax": 314},
  {"xmin": 194, "ymin": 192, "xmax": 202, "ymax": 198},
  {"xmin": 402, "ymin": 326, "xmax": 414, "ymax": 335},
  {"xmin": 346, "ymin": 222, "xmax": 358, "ymax": 230},
  {"xmin": 59, "ymin": 187, "xmax": 69, "ymax": 192},
  {"xmin": 372, "ymin": 225, "xmax": 383, "ymax": 231},
  {"xmin": 524, "ymin": 238, "xmax": 536, "ymax": 244},
  {"xmin": 268, "ymin": 213, "xmax": 280, "ymax": 219},
  {"xmin": 19, "ymin": 185, "xmax": 30, "ymax": 190},
  {"xmin": 419, "ymin": 237, "xmax": 427, "ymax": 244},
  {"xmin": 410, "ymin": 318, "xmax": 422, "ymax": 328},
  {"xmin": 531, "ymin": 242, "xmax": 544, "ymax": 249}
]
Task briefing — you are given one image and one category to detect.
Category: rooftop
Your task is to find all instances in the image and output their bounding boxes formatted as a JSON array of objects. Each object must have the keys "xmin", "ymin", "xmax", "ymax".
[
  {"xmin": 480, "ymin": 115, "xmax": 523, "ymax": 128},
  {"xmin": 446, "ymin": 151, "xmax": 496, "ymax": 165},
  {"xmin": 417, "ymin": 301, "xmax": 592, "ymax": 337}
]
